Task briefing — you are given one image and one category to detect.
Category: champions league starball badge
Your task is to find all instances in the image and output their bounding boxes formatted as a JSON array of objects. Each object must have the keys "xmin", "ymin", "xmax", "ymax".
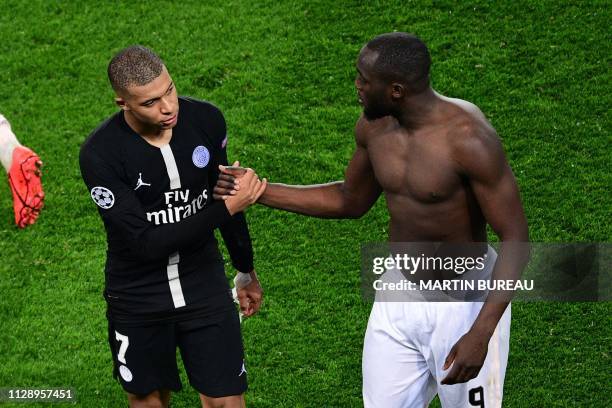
[
  {"xmin": 90, "ymin": 186, "xmax": 115, "ymax": 209},
  {"xmin": 192, "ymin": 145, "xmax": 210, "ymax": 168}
]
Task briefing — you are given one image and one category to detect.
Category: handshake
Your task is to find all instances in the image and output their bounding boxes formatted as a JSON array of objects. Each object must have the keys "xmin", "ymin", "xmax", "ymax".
[{"xmin": 215, "ymin": 161, "xmax": 266, "ymax": 215}]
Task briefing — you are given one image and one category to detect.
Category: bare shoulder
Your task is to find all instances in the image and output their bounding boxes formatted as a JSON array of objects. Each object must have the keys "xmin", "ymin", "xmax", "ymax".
[
  {"xmin": 354, "ymin": 114, "xmax": 399, "ymax": 147},
  {"xmin": 444, "ymin": 96, "xmax": 488, "ymax": 122},
  {"xmin": 444, "ymin": 100, "xmax": 506, "ymax": 174}
]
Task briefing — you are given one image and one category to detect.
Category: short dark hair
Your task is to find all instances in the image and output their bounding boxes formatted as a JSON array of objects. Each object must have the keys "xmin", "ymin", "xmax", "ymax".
[
  {"xmin": 107, "ymin": 45, "xmax": 164, "ymax": 93},
  {"xmin": 365, "ymin": 33, "xmax": 431, "ymax": 92}
]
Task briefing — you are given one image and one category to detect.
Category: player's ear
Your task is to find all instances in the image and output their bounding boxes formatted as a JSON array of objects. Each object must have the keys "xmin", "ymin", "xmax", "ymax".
[
  {"xmin": 391, "ymin": 83, "xmax": 405, "ymax": 100},
  {"xmin": 115, "ymin": 96, "xmax": 128, "ymax": 111}
]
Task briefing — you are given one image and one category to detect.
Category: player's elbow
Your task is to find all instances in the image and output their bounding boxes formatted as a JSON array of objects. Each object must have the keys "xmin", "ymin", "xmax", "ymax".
[
  {"xmin": 494, "ymin": 210, "xmax": 529, "ymax": 242},
  {"xmin": 129, "ymin": 233, "xmax": 177, "ymax": 262},
  {"xmin": 335, "ymin": 183, "xmax": 370, "ymax": 219},
  {"xmin": 498, "ymin": 222, "xmax": 531, "ymax": 266},
  {"xmin": 132, "ymin": 245, "xmax": 171, "ymax": 262},
  {"xmin": 502, "ymin": 220, "xmax": 529, "ymax": 242},
  {"xmin": 342, "ymin": 204, "xmax": 369, "ymax": 219}
]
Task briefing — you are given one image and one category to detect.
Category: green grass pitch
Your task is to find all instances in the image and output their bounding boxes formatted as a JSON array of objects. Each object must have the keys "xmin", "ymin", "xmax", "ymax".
[{"xmin": 0, "ymin": 0, "xmax": 609, "ymax": 407}]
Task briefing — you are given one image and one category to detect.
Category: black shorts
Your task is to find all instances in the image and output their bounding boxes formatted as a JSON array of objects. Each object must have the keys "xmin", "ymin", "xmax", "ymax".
[{"xmin": 107, "ymin": 309, "xmax": 247, "ymax": 397}]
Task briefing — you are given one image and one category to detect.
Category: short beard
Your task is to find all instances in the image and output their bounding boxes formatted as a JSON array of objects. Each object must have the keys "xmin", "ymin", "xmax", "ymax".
[
  {"xmin": 363, "ymin": 106, "xmax": 386, "ymax": 120},
  {"xmin": 363, "ymin": 99, "xmax": 399, "ymax": 121},
  {"xmin": 363, "ymin": 98, "xmax": 393, "ymax": 120}
]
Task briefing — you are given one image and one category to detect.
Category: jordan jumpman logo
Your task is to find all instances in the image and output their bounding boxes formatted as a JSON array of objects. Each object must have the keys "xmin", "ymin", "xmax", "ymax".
[
  {"xmin": 134, "ymin": 173, "xmax": 151, "ymax": 190},
  {"xmin": 238, "ymin": 361, "xmax": 247, "ymax": 377}
]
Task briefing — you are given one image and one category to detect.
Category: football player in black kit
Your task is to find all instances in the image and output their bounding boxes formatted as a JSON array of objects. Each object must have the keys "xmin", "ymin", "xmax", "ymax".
[{"xmin": 80, "ymin": 46, "xmax": 267, "ymax": 408}]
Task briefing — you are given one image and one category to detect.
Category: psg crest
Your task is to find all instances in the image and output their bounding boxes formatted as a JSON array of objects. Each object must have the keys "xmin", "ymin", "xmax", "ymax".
[
  {"xmin": 192, "ymin": 145, "xmax": 210, "ymax": 168},
  {"xmin": 91, "ymin": 186, "xmax": 115, "ymax": 209}
]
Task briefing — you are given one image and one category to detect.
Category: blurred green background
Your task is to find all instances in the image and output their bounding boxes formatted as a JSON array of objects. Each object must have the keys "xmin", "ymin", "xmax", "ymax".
[{"xmin": 0, "ymin": 1, "xmax": 609, "ymax": 406}]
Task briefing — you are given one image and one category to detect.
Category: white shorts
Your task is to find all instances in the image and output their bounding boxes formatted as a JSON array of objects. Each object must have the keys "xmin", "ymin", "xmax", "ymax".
[{"xmin": 363, "ymin": 247, "xmax": 511, "ymax": 408}]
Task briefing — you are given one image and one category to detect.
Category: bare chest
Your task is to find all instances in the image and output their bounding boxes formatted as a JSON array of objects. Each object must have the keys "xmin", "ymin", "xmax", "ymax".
[{"xmin": 367, "ymin": 132, "xmax": 462, "ymax": 203}]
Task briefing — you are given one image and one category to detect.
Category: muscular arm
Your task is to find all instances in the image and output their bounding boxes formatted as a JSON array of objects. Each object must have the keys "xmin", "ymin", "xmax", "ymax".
[
  {"xmin": 455, "ymin": 124, "xmax": 529, "ymax": 331},
  {"xmin": 258, "ymin": 119, "xmax": 382, "ymax": 218},
  {"xmin": 442, "ymin": 122, "xmax": 529, "ymax": 385}
]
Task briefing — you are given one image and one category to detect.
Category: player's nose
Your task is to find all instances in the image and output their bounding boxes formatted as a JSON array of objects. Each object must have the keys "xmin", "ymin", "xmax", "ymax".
[{"xmin": 159, "ymin": 96, "xmax": 173, "ymax": 114}]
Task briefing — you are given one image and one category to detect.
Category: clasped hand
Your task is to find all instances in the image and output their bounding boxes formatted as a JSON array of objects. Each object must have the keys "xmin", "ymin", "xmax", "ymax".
[{"xmin": 218, "ymin": 161, "xmax": 266, "ymax": 214}]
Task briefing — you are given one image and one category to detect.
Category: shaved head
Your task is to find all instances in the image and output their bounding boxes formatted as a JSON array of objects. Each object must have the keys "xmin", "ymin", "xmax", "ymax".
[
  {"xmin": 365, "ymin": 33, "xmax": 431, "ymax": 93},
  {"xmin": 108, "ymin": 45, "xmax": 164, "ymax": 94}
]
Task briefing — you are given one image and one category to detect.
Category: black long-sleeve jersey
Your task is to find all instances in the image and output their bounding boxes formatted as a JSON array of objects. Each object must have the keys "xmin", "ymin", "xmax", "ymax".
[{"xmin": 80, "ymin": 97, "xmax": 253, "ymax": 324}]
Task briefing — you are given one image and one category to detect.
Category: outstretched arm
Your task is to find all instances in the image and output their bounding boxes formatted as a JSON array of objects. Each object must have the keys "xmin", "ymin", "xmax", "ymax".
[
  {"xmin": 216, "ymin": 119, "xmax": 383, "ymax": 219},
  {"xmin": 258, "ymin": 143, "xmax": 381, "ymax": 218}
]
